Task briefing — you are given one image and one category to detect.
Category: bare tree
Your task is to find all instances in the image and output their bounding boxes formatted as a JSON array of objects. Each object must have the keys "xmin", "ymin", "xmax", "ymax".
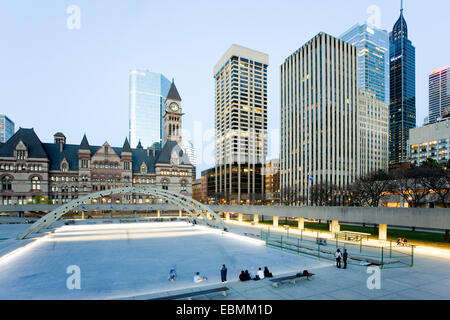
[
  {"xmin": 310, "ymin": 183, "xmax": 338, "ymax": 206},
  {"xmin": 422, "ymin": 168, "xmax": 450, "ymax": 208},
  {"xmin": 394, "ymin": 168, "xmax": 431, "ymax": 208},
  {"xmin": 350, "ymin": 170, "xmax": 393, "ymax": 207}
]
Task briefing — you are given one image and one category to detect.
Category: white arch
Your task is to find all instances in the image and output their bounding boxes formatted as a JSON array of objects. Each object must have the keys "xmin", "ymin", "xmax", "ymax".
[{"xmin": 18, "ymin": 186, "xmax": 227, "ymax": 240}]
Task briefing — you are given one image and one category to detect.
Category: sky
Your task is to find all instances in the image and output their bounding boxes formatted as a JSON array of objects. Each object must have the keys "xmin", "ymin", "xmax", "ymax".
[{"xmin": 0, "ymin": 0, "xmax": 449, "ymax": 177}]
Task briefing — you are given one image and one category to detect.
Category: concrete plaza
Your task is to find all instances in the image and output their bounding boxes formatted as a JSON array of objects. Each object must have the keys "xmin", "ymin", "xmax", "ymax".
[{"xmin": 0, "ymin": 220, "xmax": 449, "ymax": 300}]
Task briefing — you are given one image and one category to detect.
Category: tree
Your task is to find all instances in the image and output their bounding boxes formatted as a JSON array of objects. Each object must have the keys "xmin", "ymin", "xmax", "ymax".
[
  {"xmin": 422, "ymin": 168, "xmax": 450, "ymax": 208},
  {"xmin": 394, "ymin": 168, "xmax": 430, "ymax": 208},
  {"xmin": 350, "ymin": 170, "xmax": 393, "ymax": 207},
  {"xmin": 310, "ymin": 183, "xmax": 338, "ymax": 206}
]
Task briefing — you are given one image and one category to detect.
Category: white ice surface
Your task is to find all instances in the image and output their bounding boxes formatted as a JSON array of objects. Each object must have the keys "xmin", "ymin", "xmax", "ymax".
[{"xmin": 0, "ymin": 222, "xmax": 329, "ymax": 300}]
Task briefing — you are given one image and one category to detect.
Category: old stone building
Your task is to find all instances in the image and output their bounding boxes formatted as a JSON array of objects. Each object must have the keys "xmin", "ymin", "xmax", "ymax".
[{"xmin": 0, "ymin": 82, "xmax": 193, "ymax": 206}]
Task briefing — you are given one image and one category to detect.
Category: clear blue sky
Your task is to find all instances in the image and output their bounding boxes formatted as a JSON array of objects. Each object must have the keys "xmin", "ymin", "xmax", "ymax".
[{"xmin": 0, "ymin": 0, "xmax": 448, "ymax": 176}]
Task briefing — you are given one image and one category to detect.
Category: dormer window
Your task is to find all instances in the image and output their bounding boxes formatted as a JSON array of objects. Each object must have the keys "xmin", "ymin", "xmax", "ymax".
[
  {"xmin": 17, "ymin": 150, "xmax": 26, "ymax": 160},
  {"xmin": 141, "ymin": 164, "xmax": 147, "ymax": 174},
  {"xmin": 61, "ymin": 163, "xmax": 68, "ymax": 172}
]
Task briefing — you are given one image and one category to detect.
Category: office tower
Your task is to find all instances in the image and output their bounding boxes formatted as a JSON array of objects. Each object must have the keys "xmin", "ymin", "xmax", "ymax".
[
  {"xmin": 214, "ymin": 44, "xmax": 268, "ymax": 204},
  {"xmin": 182, "ymin": 139, "xmax": 197, "ymax": 179},
  {"xmin": 0, "ymin": 115, "xmax": 14, "ymax": 143},
  {"xmin": 264, "ymin": 159, "xmax": 280, "ymax": 204},
  {"xmin": 358, "ymin": 91, "xmax": 389, "ymax": 175},
  {"xmin": 340, "ymin": 23, "xmax": 389, "ymax": 104},
  {"xmin": 429, "ymin": 65, "xmax": 450, "ymax": 124},
  {"xmin": 409, "ymin": 117, "xmax": 450, "ymax": 166},
  {"xmin": 129, "ymin": 70, "xmax": 171, "ymax": 148},
  {"xmin": 280, "ymin": 32, "xmax": 359, "ymax": 206},
  {"xmin": 389, "ymin": 4, "xmax": 416, "ymax": 165}
]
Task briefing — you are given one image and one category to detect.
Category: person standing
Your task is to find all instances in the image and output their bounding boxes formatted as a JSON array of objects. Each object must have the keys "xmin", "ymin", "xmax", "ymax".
[
  {"xmin": 220, "ymin": 264, "xmax": 227, "ymax": 283},
  {"xmin": 343, "ymin": 249, "xmax": 348, "ymax": 269},
  {"xmin": 335, "ymin": 248, "xmax": 342, "ymax": 269}
]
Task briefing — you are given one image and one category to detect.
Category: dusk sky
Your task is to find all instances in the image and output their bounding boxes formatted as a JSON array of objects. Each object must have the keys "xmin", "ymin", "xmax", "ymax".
[{"xmin": 1, "ymin": 0, "xmax": 448, "ymax": 176}]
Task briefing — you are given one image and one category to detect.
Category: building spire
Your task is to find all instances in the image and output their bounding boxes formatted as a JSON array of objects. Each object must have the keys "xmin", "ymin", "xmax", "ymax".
[{"xmin": 401, "ymin": 0, "xmax": 404, "ymax": 14}]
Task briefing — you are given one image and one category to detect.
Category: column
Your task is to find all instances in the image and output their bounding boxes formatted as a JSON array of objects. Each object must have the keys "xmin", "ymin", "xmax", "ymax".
[
  {"xmin": 297, "ymin": 218, "xmax": 305, "ymax": 230},
  {"xmin": 225, "ymin": 212, "xmax": 230, "ymax": 221},
  {"xmin": 253, "ymin": 214, "xmax": 259, "ymax": 224},
  {"xmin": 273, "ymin": 216, "xmax": 279, "ymax": 228},
  {"xmin": 157, "ymin": 210, "xmax": 161, "ymax": 218},
  {"xmin": 379, "ymin": 224, "xmax": 387, "ymax": 241},
  {"xmin": 81, "ymin": 211, "xmax": 85, "ymax": 220},
  {"xmin": 330, "ymin": 220, "xmax": 340, "ymax": 233},
  {"xmin": 179, "ymin": 210, "xmax": 182, "ymax": 218},
  {"xmin": 238, "ymin": 213, "xmax": 243, "ymax": 223}
]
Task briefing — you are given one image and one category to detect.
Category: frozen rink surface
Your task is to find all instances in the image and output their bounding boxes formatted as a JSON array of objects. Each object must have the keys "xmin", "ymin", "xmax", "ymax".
[{"xmin": 0, "ymin": 222, "xmax": 330, "ymax": 300}]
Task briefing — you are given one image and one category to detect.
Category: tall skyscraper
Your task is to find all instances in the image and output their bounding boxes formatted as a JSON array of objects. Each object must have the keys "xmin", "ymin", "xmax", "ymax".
[
  {"xmin": 358, "ymin": 90, "xmax": 389, "ymax": 175},
  {"xmin": 389, "ymin": 3, "xmax": 416, "ymax": 165},
  {"xmin": 129, "ymin": 70, "xmax": 171, "ymax": 149},
  {"xmin": 340, "ymin": 23, "xmax": 389, "ymax": 104},
  {"xmin": 0, "ymin": 115, "xmax": 14, "ymax": 143},
  {"xmin": 281, "ymin": 33, "xmax": 359, "ymax": 206},
  {"xmin": 214, "ymin": 44, "xmax": 268, "ymax": 204},
  {"xmin": 429, "ymin": 65, "xmax": 450, "ymax": 124}
]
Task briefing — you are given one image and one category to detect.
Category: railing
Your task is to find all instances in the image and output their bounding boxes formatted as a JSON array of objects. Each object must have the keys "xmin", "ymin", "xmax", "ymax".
[{"xmin": 260, "ymin": 229, "xmax": 414, "ymax": 268}]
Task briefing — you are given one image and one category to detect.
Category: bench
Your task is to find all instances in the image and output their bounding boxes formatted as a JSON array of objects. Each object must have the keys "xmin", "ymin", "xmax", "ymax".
[
  {"xmin": 270, "ymin": 273, "xmax": 315, "ymax": 288},
  {"xmin": 150, "ymin": 287, "xmax": 230, "ymax": 300}
]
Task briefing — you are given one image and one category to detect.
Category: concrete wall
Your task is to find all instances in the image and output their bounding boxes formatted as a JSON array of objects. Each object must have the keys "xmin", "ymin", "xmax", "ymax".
[{"xmin": 211, "ymin": 205, "xmax": 450, "ymax": 230}]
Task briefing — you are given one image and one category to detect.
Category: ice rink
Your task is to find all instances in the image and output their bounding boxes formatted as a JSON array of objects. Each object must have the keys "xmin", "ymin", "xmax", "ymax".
[{"xmin": 0, "ymin": 222, "xmax": 330, "ymax": 300}]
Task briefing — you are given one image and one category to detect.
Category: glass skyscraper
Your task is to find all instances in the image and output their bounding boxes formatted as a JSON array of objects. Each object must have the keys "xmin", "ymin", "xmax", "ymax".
[
  {"xmin": 0, "ymin": 115, "xmax": 14, "ymax": 143},
  {"xmin": 429, "ymin": 65, "xmax": 450, "ymax": 124},
  {"xmin": 389, "ymin": 6, "xmax": 416, "ymax": 165},
  {"xmin": 340, "ymin": 23, "xmax": 389, "ymax": 105},
  {"xmin": 129, "ymin": 70, "xmax": 171, "ymax": 148}
]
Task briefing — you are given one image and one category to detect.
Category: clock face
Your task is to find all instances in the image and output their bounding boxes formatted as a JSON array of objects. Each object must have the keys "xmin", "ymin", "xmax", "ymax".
[{"xmin": 169, "ymin": 102, "xmax": 179, "ymax": 112}]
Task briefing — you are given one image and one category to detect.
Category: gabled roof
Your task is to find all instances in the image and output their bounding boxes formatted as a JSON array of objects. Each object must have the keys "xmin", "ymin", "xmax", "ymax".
[
  {"xmin": 156, "ymin": 140, "xmax": 191, "ymax": 165},
  {"xmin": 166, "ymin": 81, "xmax": 182, "ymax": 102},
  {"xmin": 79, "ymin": 134, "xmax": 90, "ymax": 150},
  {"xmin": 0, "ymin": 128, "xmax": 48, "ymax": 158}
]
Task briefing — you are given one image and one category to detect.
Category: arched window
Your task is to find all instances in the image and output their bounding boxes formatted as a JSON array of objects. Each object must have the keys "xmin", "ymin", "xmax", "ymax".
[
  {"xmin": 83, "ymin": 185, "xmax": 88, "ymax": 192},
  {"xmin": 61, "ymin": 163, "xmax": 68, "ymax": 172},
  {"xmin": 161, "ymin": 179, "xmax": 169, "ymax": 190},
  {"xmin": 31, "ymin": 177, "xmax": 41, "ymax": 190},
  {"xmin": 180, "ymin": 180, "xmax": 187, "ymax": 192},
  {"xmin": 1, "ymin": 176, "xmax": 12, "ymax": 191}
]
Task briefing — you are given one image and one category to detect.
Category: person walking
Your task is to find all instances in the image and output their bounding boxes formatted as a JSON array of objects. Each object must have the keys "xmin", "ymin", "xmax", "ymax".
[
  {"xmin": 343, "ymin": 249, "xmax": 348, "ymax": 269},
  {"xmin": 335, "ymin": 248, "xmax": 342, "ymax": 269},
  {"xmin": 220, "ymin": 264, "xmax": 227, "ymax": 283}
]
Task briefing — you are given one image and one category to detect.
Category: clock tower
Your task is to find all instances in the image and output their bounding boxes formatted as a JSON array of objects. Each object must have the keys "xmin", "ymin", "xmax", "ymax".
[{"xmin": 164, "ymin": 81, "xmax": 183, "ymax": 144}]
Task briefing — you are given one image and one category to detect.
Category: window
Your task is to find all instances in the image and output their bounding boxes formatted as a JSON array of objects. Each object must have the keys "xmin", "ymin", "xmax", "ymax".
[
  {"xmin": 17, "ymin": 150, "xmax": 26, "ymax": 160},
  {"xmin": 31, "ymin": 177, "xmax": 41, "ymax": 190},
  {"xmin": 1, "ymin": 176, "xmax": 12, "ymax": 191},
  {"xmin": 61, "ymin": 163, "xmax": 68, "ymax": 172}
]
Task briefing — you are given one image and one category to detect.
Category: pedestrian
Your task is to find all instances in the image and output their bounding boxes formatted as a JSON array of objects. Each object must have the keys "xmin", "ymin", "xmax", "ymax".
[
  {"xmin": 238, "ymin": 270, "xmax": 246, "ymax": 281},
  {"xmin": 220, "ymin": 264, "xmax": 227, "ymax": 283},
  {"xmin": 193, "ymin": 272, "xmax": 207, "ymax": 283},
  {"xmin": 264, "ymin": 266, "xmax": 273, "ymax": 278},
  {"xmin": 335, "ymin": 248, "xmax": 342, "ymax": 269},
  {"xmin": 168, "ymin": 268, "xmax": 177, "ymax": 282},
  {"xmin": 255, "ymin": 267, "xmax": 265, "ymax": 280},
  {"xmin": 244, "ymin": 270, "xmax": 251, "ymax": 281},
  {"xmin": 343, "ymin": 249, "xmax": 348, "ymax": 269}
]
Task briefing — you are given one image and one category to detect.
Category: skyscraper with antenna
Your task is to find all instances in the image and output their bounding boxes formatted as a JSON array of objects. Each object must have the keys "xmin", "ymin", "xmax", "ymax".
[{"xmin": 389, "ymin": 0, "xmax": 416, "ymax": 165}]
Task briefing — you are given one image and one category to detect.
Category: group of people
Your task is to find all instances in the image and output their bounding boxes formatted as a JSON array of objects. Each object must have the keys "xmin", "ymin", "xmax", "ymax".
[
  {"xmin": 397, "ymin": 238, "xmax": 408, "ymax": 246},
  {"xmin": 334, "ymin": 248, "xmax": 348, "ymax": 269},
  {"xmin": 238, "ymin": 267, "xmax": 273, "ymax": 282},
  {"xmin": 168, "ymin": 265, "xmax": 274, "ymax": 284}
]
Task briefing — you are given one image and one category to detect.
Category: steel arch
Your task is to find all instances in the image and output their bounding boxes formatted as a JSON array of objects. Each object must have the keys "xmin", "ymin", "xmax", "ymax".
[{"xmin": 18, "ymin": 186, "xmax": 227, "ymax": 240}]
